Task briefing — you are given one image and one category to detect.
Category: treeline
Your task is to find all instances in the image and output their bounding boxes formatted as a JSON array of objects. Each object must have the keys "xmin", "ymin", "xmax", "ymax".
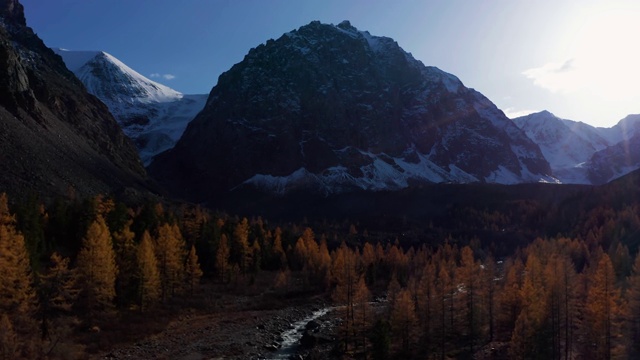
[
  {"xmin": 3, "ymin": 189, "xmax": 640, "ymax": 359},
  {"xmin": 320, "ymin": 235, "xmax": 640, "ymax": 359},
  {"xmin": 0, "ymin": 193, "xmax": 209, "ymax": 358}
]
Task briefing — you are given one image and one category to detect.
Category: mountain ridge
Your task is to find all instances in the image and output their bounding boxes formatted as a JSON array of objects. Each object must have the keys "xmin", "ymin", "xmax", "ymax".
[
  {"xmin": 513, "ymin": 110, "xmax": 640, "ymax": 184},
  {"xmin": 149, "ymin": 20, "xmax": 553, "ymax": 203}
]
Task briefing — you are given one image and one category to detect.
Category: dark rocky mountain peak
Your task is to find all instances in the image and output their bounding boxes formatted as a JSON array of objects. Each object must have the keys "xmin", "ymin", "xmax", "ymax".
[
  {"xmin": 0, "ymin": 0, "xmax": 151, "ymax": 200},
  {"xmin": 149, "ymin": 21, "xmax": 552, "ymax": 204}
]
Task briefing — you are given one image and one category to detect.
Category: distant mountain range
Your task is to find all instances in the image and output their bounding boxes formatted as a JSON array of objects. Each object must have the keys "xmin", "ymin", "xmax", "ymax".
[
  {"xmin": 53, "ymin": 49, "xmax": 207, "ymax": 165},
  {"xmin": 513, "ymin": 111, "xmax": 640, "ymax": 184},
  {"xmin": 3, "ymin": 0, "xmax": 640, "ymax": 205}
]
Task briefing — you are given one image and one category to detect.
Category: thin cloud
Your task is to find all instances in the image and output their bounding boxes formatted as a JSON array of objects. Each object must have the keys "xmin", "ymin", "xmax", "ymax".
[
  {"xmin": 522, "ymin": 58, "xmax": 581, "ymax": 93},
  {"xmin": 149, "ymin": 73, "xmax": 176, "ymax": 80}
]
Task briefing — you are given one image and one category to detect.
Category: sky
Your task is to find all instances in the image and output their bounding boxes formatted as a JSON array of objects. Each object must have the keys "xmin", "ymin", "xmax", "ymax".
[{"xmin": 21, "ymin": 0, "xmax": 640, "ymax": 128}]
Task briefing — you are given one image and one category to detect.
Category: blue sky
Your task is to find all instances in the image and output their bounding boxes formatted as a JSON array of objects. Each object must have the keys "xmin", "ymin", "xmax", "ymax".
[{"xmin": 22, "ymin": 0, "xmax": 640, "ymax": 127}]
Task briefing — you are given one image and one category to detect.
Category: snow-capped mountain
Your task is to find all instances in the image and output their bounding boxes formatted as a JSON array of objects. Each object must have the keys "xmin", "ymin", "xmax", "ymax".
[
  {"xmin": 149, "ymin": 20, "xmax": 553, "ymax": 202},
  {"xmin": 513, "ymin": 111, "xmax": 640, "ymax": 184},
  {"xmin": 54, "ymin": 49, "xmax": 207, "ymax": 165},
  {"xmin": 0, "ymin": 0, "xmax": 148, "ymax": 199}
]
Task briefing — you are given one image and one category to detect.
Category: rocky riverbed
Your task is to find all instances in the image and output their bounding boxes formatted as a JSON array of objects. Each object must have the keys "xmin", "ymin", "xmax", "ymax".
[{"xmin": 97, "ymin": 294, "xmax": 338, "ymax": 360}]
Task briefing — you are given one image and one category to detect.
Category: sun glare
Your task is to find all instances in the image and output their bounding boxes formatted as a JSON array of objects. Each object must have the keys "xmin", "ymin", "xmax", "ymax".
[{"xmin": 525, "ymin": 3, "xmax": 640, "ymax": 103}]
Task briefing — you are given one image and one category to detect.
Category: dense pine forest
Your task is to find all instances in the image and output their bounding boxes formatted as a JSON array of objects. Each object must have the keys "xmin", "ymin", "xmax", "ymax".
[{"xmin": 1, "ymin": 171, "xmax": 640, "ymax": 359}]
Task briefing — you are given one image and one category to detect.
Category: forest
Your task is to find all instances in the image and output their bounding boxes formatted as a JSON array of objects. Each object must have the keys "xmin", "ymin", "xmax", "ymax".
[{"xmin": 1, "ymin": 174, "xmax": 640, "ymax": 359}]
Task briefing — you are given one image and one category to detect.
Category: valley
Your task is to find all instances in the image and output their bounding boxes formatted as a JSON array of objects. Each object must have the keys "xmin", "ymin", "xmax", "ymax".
[{"xmin": 2, "ymin": 0, "xmax": 640, "ymax": 359}]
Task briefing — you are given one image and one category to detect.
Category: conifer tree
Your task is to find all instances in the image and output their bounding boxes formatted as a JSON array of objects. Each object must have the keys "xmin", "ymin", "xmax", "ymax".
[
  {"xmin": 112, "ymin": 221, "xmax": 137, "ymax": 305},
  {"xmin": 0, "ymin": 314, "xmax": 16, "ymax": 360},
  {"xmin": 353, "ymin": 276, "xmax": 371, "ymax": 356},
  {"xmin": 76, "ymin": 215, "xmax": 117, "ymax": 319},
  {"xmin": 38, "ymin": 252, "xmax": 77, "ymax": 340},
  {"xmin": 232, "ymin": 218, "xmax": 250, "ymax": 273},
  {"xmin": 155, "ymin": 223, "xmax": 186, "ymax": 301},
  {"xmin": 185, "ymin": 245, "xmax": 203, "ymax": 294},
  {"xmin": 272, "ymin": 227, "xmax": 286, "ymax": 270},
  {"xmin": 457, "ymin": 246, "xmax": 479, "ymax": 354},
  {"xmin": 627, "ymin": 253, "xmax": 640, "ymax": 357},
  {"xmin": 216, "ymin": 234, "xmax": 230, "ymax": 283},
  {"xmin": 136, "ymin": 231, "xmax": 160, "ymax": 312},
  {"xmin": 391, "ymin": 288, "xmax": 416, "ymax": 354},
  {"xmin": 587, "ymin": 254, "xmax": 623, "ymax": 360}
]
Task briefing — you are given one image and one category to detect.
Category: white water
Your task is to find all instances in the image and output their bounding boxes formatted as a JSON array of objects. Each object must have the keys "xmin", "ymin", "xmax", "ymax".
[{"xmin": 269, "ymin": 307, "xmax": 332, "ymax": 359}]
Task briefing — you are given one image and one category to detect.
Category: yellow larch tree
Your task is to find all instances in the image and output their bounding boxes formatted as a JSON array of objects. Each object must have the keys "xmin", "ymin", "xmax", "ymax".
[
  {"xmin": 155, "ymin": 223, "xmax": 186, "ymax": 301},
  {"xmin": 391, "ymin": 288, "xmax": 416, "ymax": 355},
  {"xmin": 185, "ymin": 245, "xmax": 204, "ymax": 295},
  {"xmin": 586, "ymin": 254, "xmax": 624, "ymax": 360},
  {"xmin": 216, "ymin": 234, "xmax": 230, "ymax": 283},
  {"xmin": 76, "ymin": 215, "xmax": 118, "ymax": 319},
  {"xmin": 112, "ymin": 221, "xmax": 137, "ymax": 305},
  {"xmin": 136, "ymin": 231, "xmax": 160, "ymax": 312}
]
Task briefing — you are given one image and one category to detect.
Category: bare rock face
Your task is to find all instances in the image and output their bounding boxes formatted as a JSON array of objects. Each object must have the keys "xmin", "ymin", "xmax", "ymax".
[
  {"xmin": 0, "ymin": 0, "xmax": 150, "ymax": 200},
  {"xmin": 150, "ymin": 20, "xmax": 551, "ymax": 203}
]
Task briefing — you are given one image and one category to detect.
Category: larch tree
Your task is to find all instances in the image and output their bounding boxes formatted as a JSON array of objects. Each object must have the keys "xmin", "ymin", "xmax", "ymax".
[
  {"xmin": 587, "ymin": 254, "xmax": 623, "ymax": 360},
  {"xmin": 457, "ymin": 246, "xmax": 480, "ymax": 355},
  {"xmin": 136, "ymin": 231, "xmax": 160, "ymax": 312},
  {"xmin": 232, "ymin": 218, "xmax": 250, "ymax": 274},
  {"xmin": 185, "ymin": 245, "xmax": 204, "ymax": 295},
  {"xmin": 481, "ymin": 254, "xmax": 498, "ymax": 343},
  {"xmin": 112, "ymin": 221, "xmax": 137, "ymax": 305},
  {"xmin": 272, "ymin": 227, "xmax": 286, "ymax": 270},
  {"xmin": 216, "ymin": 234, "xmax": 230, "ymax": 283},
  {"xmin": 155, "ymin": 223, "xmax": 186, "ymax": 301},
  {"xmin": 75, "ymin": 215, "xmax": 118, "ymax": 320},
  {"xmin": 510, "ymin": 253, "xmax": 549, "ymax": 359},
  {"xmin": 332, "ymin": 243, "xmax": 359, "ymax": 351},
  {"xmin": 0, "ymin": 215, "xmax": 36, "ymax": 355},
  {"xmin": 417, "ymin": 260, "xmax": 436, "ymax": 352},
  {"xmin": 0, "ymin": 314, "xmax": 17, "ymax": 360},
  {"xmin": 38, "ymin": 252, "xmax": 77, "ymax": 341},
  {"xmin": 391, "ymin": 288, "xmax": 416, "ymax": 355},
  {"xmin": 353, "ymin": 276, "xmax": 371, "ymax": 356},
  {"xmin": 627, "ymin": 253, "xmax": 640, "ymax": 357}
]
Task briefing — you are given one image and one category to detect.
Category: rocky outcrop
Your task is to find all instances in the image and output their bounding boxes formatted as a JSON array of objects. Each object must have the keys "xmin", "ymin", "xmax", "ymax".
[
  {"xmin": 0, "ymin": 0, "xmax": 149, "ymax": 200},
  {"xmin": 149, "ymin": 20, "xmax": 551, "ymax": 203}
]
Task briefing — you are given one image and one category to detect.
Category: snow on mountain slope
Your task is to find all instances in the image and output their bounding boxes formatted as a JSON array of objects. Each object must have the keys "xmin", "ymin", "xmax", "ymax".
[
  {"xmin": 54, "ymin": 49, "xmax": 206, "ymax": 165},
  {"xmin": 514, "ymin": 111, "xmax": 640, "ymax": 184},
  {"xmin": 595, "ymin": 114, "xmax": 640, "ymax": 145}
]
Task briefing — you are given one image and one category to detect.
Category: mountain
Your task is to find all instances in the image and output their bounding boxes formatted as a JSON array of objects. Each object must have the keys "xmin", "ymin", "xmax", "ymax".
[
  {"xmin": 0, "ymin": 0, "xmax": 149, "ymax": 200},
  {"xmin": 513, "ymin": 111, "xmax": 640, "ymax": 184},
  {"xmin": 149, "ymin": 20, "xmax": 553, "ymax": 203},
  {"xmin": 513, "ymin": 111, "xmax": 606, "ymax": 183},
  {"xmin": 54, "ymin": 49, "xmax": 207, "ymax": 165}
]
